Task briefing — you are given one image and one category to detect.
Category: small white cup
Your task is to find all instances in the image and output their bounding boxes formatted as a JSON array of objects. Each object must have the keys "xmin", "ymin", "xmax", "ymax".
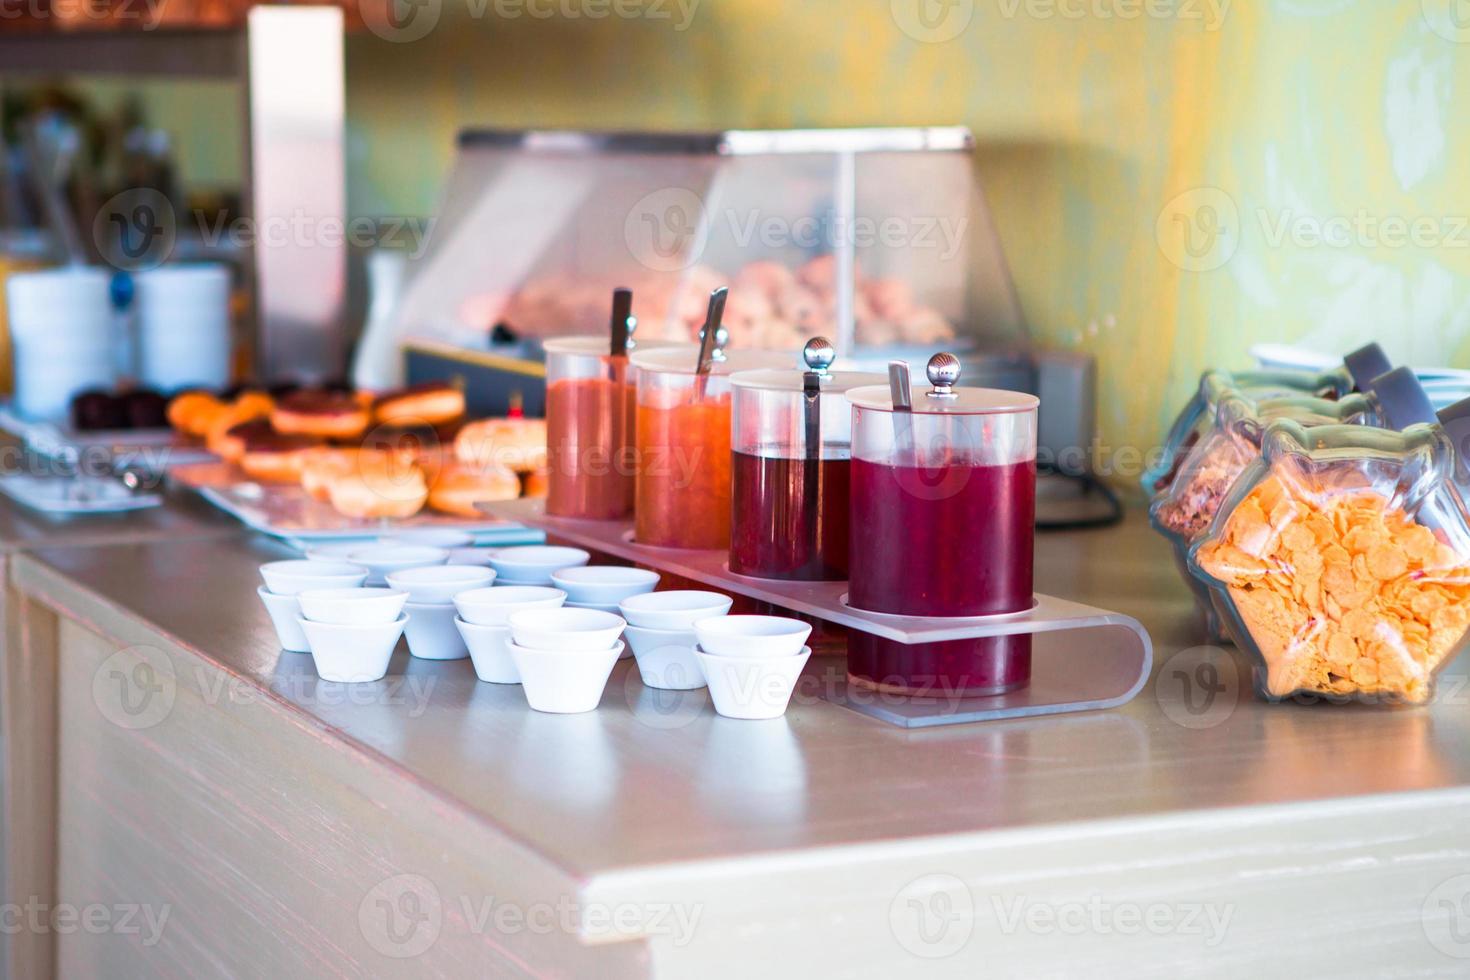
[
  {"xmin": 257, "ymin": 586, "xmax": 310, "ymax": 653},
  {"xmin": 489, "ymin": 546, "xmax": 591, "ymax": 586},
  {"xmin": 696, "ymin": 646, "xmax": 812, "ymax": 720},
  {"xmin": 298, "ymin": 587, "xmax": 408, "ymax": 626},
  {"xmin": 623, "ymin": 624, "xmax": 705, "ymax": 691},
  {"xmin": 260, "ymin": 560, "xmax": 367, "ymax": 596},
  {"xmin": 379, "ymin": 528, "xmax": 476, "ymax": 549},
  {"xmin": 301, "ymin": 541, "xmax": 371, "ymax": 562},
  {"xmin": 508, "ymin": 608, "xmax": 625, "ymax": 652},
  {"xmin": 619, "ymin": 591, "xmax": 733, "ymax": 631},
  {"xmin": 402, "ymin": 601, "xmax": 470, "ymax": 660},
  {"xmin": 347, "ymin": 545, "xmax": 449, "ymax": 585},
  {"xmin": 694, "ymin": 615, "xmax": 812, "ymax": 659},
  {"xmin": 456, "ymin": 618, "xmax": 518, "ymax": 683},
  {"xmin": 446, "ymin": 547, "xmax": 498, "ymax": 568},
  {"xmin": 453, "ymin": 586, "xmax": 566, "ymax": 627},
  {"xmin": 511, "ymin": 640, "xmax": 625, "ymax": 714},
  {"xmin": 300, "ymin": 615, "xmax": 407, "ymax": 683},
  {"xmin": 551, "ymin": 566, "xmax": 660, "ymax": 605},
  {"xmin": 566, "ymin": 601, "xmax": 632, "ymax": 657},
  {"xmin": 386, "ymin": 564, "xmax": 496, "ymax": 604}
]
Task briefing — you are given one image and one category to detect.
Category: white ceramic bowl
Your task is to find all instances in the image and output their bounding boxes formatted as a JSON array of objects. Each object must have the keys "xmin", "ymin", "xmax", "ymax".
[
  {"xmin": 259, "ymin": 560, "xmax": 367, "ymax": 596},
  {"xmin": 510, "ymin": 641, "xmax": 624, "ymax": 714},
  {"xmin": 455, "ymin": 618, "xmax": 518, "ymax": 684},
  {"xmin": 509, "ymin": 608, "xmax": 625, "ymax": 652},
  {"xmin": 257, "ymin": 586, "xmax": 310, "ymax": 653},
  {"xmin": 567, "ymin": 601, "xmax": 633, "ymax": 658},
  {"xmin": 488, "ymin": 546, "xmax": 591, "ymax": 585},
  {"xmin": 453, "ymin": 586, "xmax": 566, "ymax": 626},
  {"xmin": 696, "ymin": 646, "xmax": 811, "ymax": 720},
  {"xmin": 551, "ymin": 566, "xmax": 660, "ymax": 605},
  {"xmin": 447, "ymin": 547, "xmax": 498, "ymax": 568},
  {"xmin": 297, "ymin": 587, "xmax": 409, "ymax": 626},
  {"xmin": 386, "ymin": 564, "xmax": 497, "ymax": 604},
  {"xmin": 618, "ymin": 590, "xmax": 733, "ymax": 630},
  {"xmin": 623, "ymin": 624, "xmax": 705, "ymax": 691},
  {"xmin": 402, "ymin": 601, "xmax": 469, "ymax": 660},
  {"xmin": 379, "ymin": 528, "xmax": 475, "ymax": 549},
  {"xmin": 300, "ymin": 614, "xmax": 407, "ymax": 683},
  {"xmin": 301, "ymin": 541, "xmax": 371, "ymax": 563},
  {"xmin": 345, "ymin": 545, "xmax": 449, "ymax": 585},
  {"xmin": 694, "ymin": 615, "xmax": 812, "ymax": 659}
]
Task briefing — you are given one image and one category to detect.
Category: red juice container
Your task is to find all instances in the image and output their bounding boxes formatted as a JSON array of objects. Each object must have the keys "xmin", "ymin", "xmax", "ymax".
[
  {"xmin": 845, "ymin": 353, "xmax": 1039, "ymax": 696},
  {"xmin": 728, "ymin": 339, "xmax": 884, "ymax": 580},
  {"xmin": 632, "ymin": 346, "xmax": 789, "ymax": 549},
  {"xmin": 545, "ymin": 336, "xmax": 689, "ymax": 520}
]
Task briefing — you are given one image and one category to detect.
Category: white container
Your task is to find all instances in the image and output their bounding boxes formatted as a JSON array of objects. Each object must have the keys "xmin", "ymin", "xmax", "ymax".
[
  {"xmin": 257, "ymin": 586, "xmax": 310, "ymax": 653},
  {"xmin": 133, "ymin": 264, "xmax": 231, "ymax": 390},
  {"xmin": 402, "ymin": 601, "xmax": 470, "ymax": 660},
  {"xmin": 508, "ymin": 608, "xmax": 625, "ymax": 652},
  {"xmin": 259, "ymin": 560, "xmax": 368, "ymax": 596},
  {"xmin": 7, "ymin": 267, "xmax": 116, "ymax": 420},
  {"xmin": 453, "ymin": 586, "xmax": 566, "ymax": 626},
  {"xmin": 302, "ymin": 541, "xmax": 372, "ymax": 562},
  {"xmin": 446, "ymin": 547, "xmax": 498, "ymax": 567},
  {"xmin": 297, "ymin": 587, "xmax": 408, "ymax": 626},
  {"xmin": 511, "ymin": 640, "xmax": 625, "ymax": 714},
  {"xmin": 694, "ymin": 615, "xmax": 812, "ymax": 659},
  {"xmin": 488, "ymin": 546, "xmax": 591, "ymax": 585},
  {"xmin": 300, "ymin": 614, "xmax": 407, "ymax": 683},
  {"xmin": 696, "ymin": 646, "xmax": 812, "ymax": 720},
  {"xmin": 550, "ymin": 566, "xmax": 660, "ymax": 605},
  {"xmin": 380, "ymin": 528, "xmax": 476, "ymax": 549},
  {"xmin": 567, "ymin": 600, "xmax": 633, "ymax": 657},
  {"xmin": 346, "ymin": 545, "xmax": 449, "ymax": 585},
  {"xmin": 618, "ymin": 591, "xmax": 733, "ymax": 631},
  {"xmin": 623, "ymin": 624, "xmax": 706, "ymax": 691},
  {"xmin": 456, "ymin": 618, "xmax": 518, "ymax": 683},
  {"xmin": 386, "ymin": 564, "xmax": 496, "ymax": 604}
]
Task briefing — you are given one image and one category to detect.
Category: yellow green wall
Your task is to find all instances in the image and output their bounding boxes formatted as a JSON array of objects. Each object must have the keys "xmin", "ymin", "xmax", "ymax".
[{"xmin": 29, "ymin": 1, "xmax": 1470, "ymax": 470}]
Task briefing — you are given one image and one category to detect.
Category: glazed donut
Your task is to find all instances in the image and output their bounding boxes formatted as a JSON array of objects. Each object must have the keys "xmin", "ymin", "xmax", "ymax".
[
  {"xmin": 373, "ymin": 382, "xmax": 466, "ymax": 428},
  {"xmin": 238, "ymin": 433, "xmax": 323, "ymax": 483},
  {"xmin": 271, "ymin": 391, "xmax": 370, "ymax": 441},
  {"xmin": 520, "ymin": 468, "xmax": 548, "ymax": 499},
  {"xmin": 326, "ymin": 459, "xmax": 429, "ymax": 519},
  {"xmin": 167, "ymin": 391, "xmax": 227, "ymax": 437},
  {"xmin": 210, "ymin": 417, "xmax": 276, "ymax": 464},
  {"xmin": 428, "ymin": 462, "xmax": 521, "ymax": 518},
  {"xmin": 453, "ymin": 418, "xmax": 547, "ymax": 474}
]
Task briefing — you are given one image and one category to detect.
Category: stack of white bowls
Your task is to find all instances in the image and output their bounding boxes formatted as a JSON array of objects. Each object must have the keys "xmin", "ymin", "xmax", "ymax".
[
  {"xmin": 505, "ymin": 608, "xmax": 627, "ymax": 714},
  {"xmin": 619, "ymin": 591, "xmax": 733, "ymax": 691},
  {"xmin": 388, "ymin": 565, "xmax": 496, "ymax": 660},
  {"xmin": 489, "ymin": 546, "xmax": 590, "ymax": 586},
  {"xmin": 453, "ymin": 586, "xmax": 567, "ymax": 684},
  {"xmin": 258, "ymin": 560, "xmax": 368, "ymax": 653},
  {"xmin": 553, "ymin": 566, "xmax": 660, "ymax": 659},
  {"xmin": 341, "ymin": 544, "xmax": 449, "ymax": 586},
  {"xmin": 693, "ymin": 616, "xmax": 813, "ymax": 720},
  {"xmin": 6, "ymin": 267, "xmax": 117, "ymax": 420},
  {"xmin": 132, "ymin": 264, "xmax": 232, "ymax": 391},
  {"xmin": 295, "ymin": 587, "xmax": 409, "ymax": 683}
]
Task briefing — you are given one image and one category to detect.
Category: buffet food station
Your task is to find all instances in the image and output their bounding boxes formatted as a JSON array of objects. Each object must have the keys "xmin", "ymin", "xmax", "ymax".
[{"xmin": 2, "ymin": 124, "xmax": 1470, "ymax": 978}]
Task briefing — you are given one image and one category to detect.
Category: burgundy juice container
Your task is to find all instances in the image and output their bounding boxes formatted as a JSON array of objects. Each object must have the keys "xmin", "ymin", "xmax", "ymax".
[{"xmin": 845, "ymin": 353, "xmax": 1039, "ymax": 696}]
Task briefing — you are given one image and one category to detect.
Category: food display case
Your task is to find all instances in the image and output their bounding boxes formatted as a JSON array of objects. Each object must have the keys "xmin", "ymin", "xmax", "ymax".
[{"xmin": 374, "ymin": 127, "xmax": 1030, "ymax": 393}]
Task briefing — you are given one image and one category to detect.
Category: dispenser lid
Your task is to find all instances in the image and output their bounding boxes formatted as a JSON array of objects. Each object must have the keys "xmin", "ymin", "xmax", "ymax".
[
  {"xmin": 1368, "ymin": 366, "xmax": 1438, "ymax": 430},
  {"xmin": 543, "ymin": 336, "xmax": 690, "ymax": 357},
  {"xmin": 628, "ymin": 346, "xmax": 790, "ymax": 377},
  {"xmin": 730, "ymin": 337, "xmax": 885, "ymax": 394},
  {"xmin": 845, "ymin": 352, "xmax": 1039, "ymax": 415}
]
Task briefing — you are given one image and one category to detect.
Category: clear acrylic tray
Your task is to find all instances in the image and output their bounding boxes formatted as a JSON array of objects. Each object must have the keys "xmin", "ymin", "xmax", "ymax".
[{"xmin": 484, "ymin": 498, "xmax": 1154, "ymax": 728}]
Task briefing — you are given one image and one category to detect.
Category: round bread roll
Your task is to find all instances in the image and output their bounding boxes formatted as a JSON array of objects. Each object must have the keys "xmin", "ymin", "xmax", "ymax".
[
  {"xmin": 327, "ymin": 458, "xmax": 429, "ymax": 519},
  {"xmin": 271, "ymin": 391, "xmax": 370, "ymax": 441},
  {"xmin": 428, "ymin": 462, "xmax": 521, "ymax": 518},
  {"xmin": 454, "ymin": 418, "xmax": 547, "ymax": 474},
  {"xmin": 374, "ymin": 382, "xmax": 466, "ymax": 428},
  {"xmin": 238, "ymin": 433, "xmax": 323, "ymax": 483},
  {"xmin": 298, "ymin": 447, "xmax": 397, "ymax": 502}
]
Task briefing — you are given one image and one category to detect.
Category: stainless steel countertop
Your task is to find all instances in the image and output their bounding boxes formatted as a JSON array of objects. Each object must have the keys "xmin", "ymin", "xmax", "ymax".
[{"xmin": 16, "ymin": 510, "xmax": 1470, "ymax": 884}]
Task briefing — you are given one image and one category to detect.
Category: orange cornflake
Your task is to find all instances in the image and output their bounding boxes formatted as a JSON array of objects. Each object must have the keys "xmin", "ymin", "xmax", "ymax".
[{"xmin": 1196, "ymin": 474, "xmax": 1470, "ymax": 703}]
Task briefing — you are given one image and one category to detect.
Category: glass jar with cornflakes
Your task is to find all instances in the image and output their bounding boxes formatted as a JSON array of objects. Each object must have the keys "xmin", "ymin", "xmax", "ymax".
[
  {"xmin": 1142, "ymin": 342, "xmax": 1390, "ymax": 499},
  {"xmin": 1190, "ymin": 419, "xmax": 1470, "ymax": 704},
  {"xmin": 1151, "ymin": 387, "xmax": 1375, "ymax": 638}
]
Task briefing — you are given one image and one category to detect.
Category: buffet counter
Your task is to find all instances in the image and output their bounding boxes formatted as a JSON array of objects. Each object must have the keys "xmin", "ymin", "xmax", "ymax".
[{"xmin": 5, "ymin": 511, "xmax": 1470, "ymax": 977}]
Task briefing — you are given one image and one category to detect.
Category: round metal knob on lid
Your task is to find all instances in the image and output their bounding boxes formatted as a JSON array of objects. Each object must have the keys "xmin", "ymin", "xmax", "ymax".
[
  {"xmin": 803, "ymin": 337, "xmax": 837, "ymax": 376},
  {"xmin": 926, "ymin": 352, "xmax": 961, "ymax": 398}
]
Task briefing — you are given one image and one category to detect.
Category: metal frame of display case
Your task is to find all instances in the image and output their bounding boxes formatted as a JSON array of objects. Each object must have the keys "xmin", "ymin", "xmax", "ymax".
[{"xmin": 0, "ymin": 8, "xmax": 348, "ymax": 380}]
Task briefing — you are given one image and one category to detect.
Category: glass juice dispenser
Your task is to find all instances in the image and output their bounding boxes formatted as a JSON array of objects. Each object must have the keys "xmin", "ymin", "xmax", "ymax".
[
  {"xmin": 845, "ymin": 354, "xmax": 1040, "ymax": 695},
  {"xmin": 631, "ymin": 344, "xmax": 789, "ymax": 550},
  {"xmin": 729, "ymin": 339, "xmax": 885, "ymax": 580}
]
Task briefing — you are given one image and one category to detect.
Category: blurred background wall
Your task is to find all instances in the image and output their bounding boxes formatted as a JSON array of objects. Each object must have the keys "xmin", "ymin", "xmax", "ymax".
[{"xmin": 13, "ymin": 0, "xmax": 1470, "ymax": 463}]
